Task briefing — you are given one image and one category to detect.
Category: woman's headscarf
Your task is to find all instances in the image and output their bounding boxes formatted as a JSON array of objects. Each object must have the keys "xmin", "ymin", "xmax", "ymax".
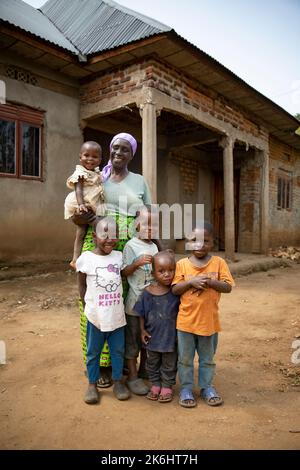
[{"xmin": 102, "ymin": 133, "xmax": 137, "ymax": 182}]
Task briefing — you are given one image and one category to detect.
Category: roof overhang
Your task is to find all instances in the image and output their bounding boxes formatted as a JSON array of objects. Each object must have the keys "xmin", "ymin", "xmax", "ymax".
[{"xmin": 1, "ymin": 21, "xmax": 299, "ymax": 150}]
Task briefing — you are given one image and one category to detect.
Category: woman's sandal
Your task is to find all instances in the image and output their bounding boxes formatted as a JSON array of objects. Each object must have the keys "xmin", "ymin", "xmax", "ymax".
[
  {"xmin": 146, "ymin": 385, "xmax": 161, "ymax": 401},
  {"xmin": 179, "ymin": 388, "xmax": 197, "ymax": 408},
  {"xmin": 158, "ymin": 387, "xmax": 173, "ymax": 403},
  {"xmin": 96, "ymin": 376, "xmax": 113, "ymax": 389},
  {"xmin": 200, "ymin": 386, "xmax": 223, "ymax": 406}
]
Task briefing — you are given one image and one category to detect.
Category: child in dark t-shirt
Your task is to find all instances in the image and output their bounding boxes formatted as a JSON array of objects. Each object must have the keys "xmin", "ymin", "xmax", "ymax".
[{"xmin": 134, "ymin": 251, "xmax": 179, "ymax": 403}]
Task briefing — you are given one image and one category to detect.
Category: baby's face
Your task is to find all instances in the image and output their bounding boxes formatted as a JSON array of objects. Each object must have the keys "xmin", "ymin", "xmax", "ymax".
[{"xmin": 80, "ymin": 144, "xmax": 101, "ymax": 171}]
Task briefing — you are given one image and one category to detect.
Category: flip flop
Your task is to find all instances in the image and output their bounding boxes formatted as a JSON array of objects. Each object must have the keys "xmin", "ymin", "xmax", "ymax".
[
  {"xmin": 158, "ymin": 387, "xmax": 173, "ymax": 403},
  {"xmin": 179, "ymin": 388, "xmax": 197, "ymax": 408},
  {"xmin": 200, "ymin": 386, "xmax": 223, "ymax": 406},
  {"xmin": 146, "ymin": 385, "xmax": 161, "ymax": 401},
  {"xmin": 96, "ymin": 376, "xmax": 113, "ymax": 388}
]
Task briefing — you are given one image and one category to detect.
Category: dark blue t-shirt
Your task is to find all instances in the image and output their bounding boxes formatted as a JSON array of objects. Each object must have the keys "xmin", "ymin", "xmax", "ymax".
[{"xmin": 134, "ymin": 290, "xmax": 179, "ymax": 353}]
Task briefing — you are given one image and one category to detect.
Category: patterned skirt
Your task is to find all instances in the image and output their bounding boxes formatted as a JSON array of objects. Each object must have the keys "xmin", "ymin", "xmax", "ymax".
[{"xmin": 79, "ymin": 214, "xmax": 135, "ymax": 366}]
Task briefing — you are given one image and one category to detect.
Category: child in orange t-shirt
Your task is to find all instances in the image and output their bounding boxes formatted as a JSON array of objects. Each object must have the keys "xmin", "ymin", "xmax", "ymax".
[{"xmin": 172, "ymin": 221, "xmax": 234, "ymax": 408}]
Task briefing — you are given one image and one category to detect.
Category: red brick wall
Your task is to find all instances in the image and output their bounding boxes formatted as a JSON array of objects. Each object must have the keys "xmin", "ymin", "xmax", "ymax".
[
  {"xmin": 269, "ymin": 136, "xmax": 300, "ymax": 247},
  {"xmin": 80, "ymin": 58, "xmax": 268, "ymax": 142},
  {"xmin": 170, "ymin": 153, "xmax": 198, "ymax": 194}
]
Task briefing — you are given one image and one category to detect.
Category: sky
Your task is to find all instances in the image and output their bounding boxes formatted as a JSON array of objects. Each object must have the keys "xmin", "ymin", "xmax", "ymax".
[{"xmin": 22, "ymin": 0, "xmax": 300, "ymax": 116}]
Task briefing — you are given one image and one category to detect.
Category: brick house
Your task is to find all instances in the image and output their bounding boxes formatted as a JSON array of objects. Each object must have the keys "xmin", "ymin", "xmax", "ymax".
[{"xmin": 1, "ymin": 0, "xmax": 300, "ymax": 261}]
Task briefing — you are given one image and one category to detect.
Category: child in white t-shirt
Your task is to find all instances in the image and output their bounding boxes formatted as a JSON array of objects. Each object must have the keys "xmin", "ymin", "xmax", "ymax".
[
  {"xmin": 76, "ymin": 216, "xmax": 130, "ymax": 404},
  {"xmin": 122, "ymin": 205, "xmax": 158, "ymax": 395}
]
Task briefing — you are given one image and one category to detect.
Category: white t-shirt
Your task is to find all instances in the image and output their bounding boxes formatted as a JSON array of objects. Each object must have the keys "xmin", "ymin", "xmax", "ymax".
[
  {"xmin": 76, "ymin": 251, "xmax": 126, "ymax": 331},
  {"xmin": 122, "ymin": 237, "xmax": 158, "ymax": 316}
]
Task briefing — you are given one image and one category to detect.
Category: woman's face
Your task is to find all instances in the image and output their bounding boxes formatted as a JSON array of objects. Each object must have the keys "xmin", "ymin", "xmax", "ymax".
[{"xmin": 110, "ymin": 138, "xmax": 133, "ymax": 170}]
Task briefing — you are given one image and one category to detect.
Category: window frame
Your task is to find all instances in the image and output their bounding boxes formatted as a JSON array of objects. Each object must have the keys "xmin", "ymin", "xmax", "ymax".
[
  {"xmin": 277, "ymin": 170, "xmax": 292, "ymax": 211},
  {"xmin": 0, "ymin": 103, "xmax": 44, "ymax": 181}
]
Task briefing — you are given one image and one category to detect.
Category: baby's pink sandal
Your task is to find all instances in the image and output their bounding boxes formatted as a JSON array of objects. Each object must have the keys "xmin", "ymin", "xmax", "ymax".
[
  {"xmin": 146, "ymin": 385, "xmax": 161, "ymax": 401},
  {"xmin": 158, "ymin": 387, "xmax": 173, "ymax": 403}
]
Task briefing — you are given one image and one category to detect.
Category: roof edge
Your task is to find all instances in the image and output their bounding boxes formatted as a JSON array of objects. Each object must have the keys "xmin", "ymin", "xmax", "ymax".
[
  {"xmin": 167, "ymin": 31, "xmax": 300, "ymax": 131},
  {"xmin": 102, "ymin": 0, "xmax": 171, "ymax": 32}
]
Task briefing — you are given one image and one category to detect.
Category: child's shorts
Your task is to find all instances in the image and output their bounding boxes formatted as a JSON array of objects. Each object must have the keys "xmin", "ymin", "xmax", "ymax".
[{"xmin": 125, "ymin": 314, "xmax": 142, "ymax": 359}]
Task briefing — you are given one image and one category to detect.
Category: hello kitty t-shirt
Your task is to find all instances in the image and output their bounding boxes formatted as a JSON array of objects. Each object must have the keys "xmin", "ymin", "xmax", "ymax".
[{"xmin": 76, "ymin": 251, "xmax": 126, "ymax": 331}]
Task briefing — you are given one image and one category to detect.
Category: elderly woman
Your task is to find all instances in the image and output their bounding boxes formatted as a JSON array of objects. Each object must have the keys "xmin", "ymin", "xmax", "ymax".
[{"xmin": 75, "ymin": 133, "xmax": 152, "ymax": 391}]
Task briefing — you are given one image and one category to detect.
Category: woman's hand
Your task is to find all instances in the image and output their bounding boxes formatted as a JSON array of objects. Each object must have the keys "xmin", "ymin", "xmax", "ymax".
[
  {"xmin": 78, "ymin": 204, "xmax": 89, "ymax": 213},
  {"xmin": 71, "ymin": 209, "xmax": 96, "ymax": 226}
]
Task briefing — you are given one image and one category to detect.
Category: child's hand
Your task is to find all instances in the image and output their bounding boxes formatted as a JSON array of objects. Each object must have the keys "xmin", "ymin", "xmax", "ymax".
[
  {"xmin": 189, "ymin": 276, "xmax": 210, "ymax": 291},
  {"xmin": 135, "ymin": 254, "xmax": 153, "ymax": 267},
  {"xmin": 78, "ymin": 204, "xmax": 89, "ymax": 213},
  {"xmin": 141, "ymin": 329, "xmax": 151, "ymax": 345}
]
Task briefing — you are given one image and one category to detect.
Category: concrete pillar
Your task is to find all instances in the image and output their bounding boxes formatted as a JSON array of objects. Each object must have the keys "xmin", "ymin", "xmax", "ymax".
[
  {"xmin": 139, "ymin": 102, "xmax": 158, "ymax": 203},
  {"xmin": 260, "ymin": 149, "xmax": 269, "ymax": 254},
  {"xmin": 221, "ymin": 136, "xmax": 235, "ymax": 260}
]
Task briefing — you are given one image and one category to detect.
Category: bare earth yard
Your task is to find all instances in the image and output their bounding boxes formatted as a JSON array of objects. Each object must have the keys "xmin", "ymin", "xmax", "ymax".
[{"xmin": 0, "ymin": 264, "xmax": 300, "ymax": 450}]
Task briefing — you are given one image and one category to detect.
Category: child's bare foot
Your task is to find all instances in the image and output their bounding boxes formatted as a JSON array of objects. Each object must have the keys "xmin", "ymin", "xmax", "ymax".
[{"xmin": 69, "ymin": 260, "xmax": 76, "ymax": 270}]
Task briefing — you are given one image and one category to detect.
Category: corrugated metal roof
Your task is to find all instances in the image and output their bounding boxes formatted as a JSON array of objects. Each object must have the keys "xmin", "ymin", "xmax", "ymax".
[
  {"xmin": 41, "ymin": 0, "xmax": 171, "ymax": 55},
  {"xmin": 0, "ymin": 0, "xmax": 79, "ymax": 54}
]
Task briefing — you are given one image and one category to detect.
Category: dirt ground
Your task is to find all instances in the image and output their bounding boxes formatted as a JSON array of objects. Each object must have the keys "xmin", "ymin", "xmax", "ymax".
[{"xmin": 0, "ymin": 263, "xmax": 300, "ymax": 450}]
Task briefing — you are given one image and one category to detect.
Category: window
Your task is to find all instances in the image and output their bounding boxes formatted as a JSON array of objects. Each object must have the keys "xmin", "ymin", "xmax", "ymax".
[
  {"xmin": 0, "ymin": 103, "xmax": 44, "ymax": 179},
  {"xmin": 277, "ymin": 170, "xmax": 292, "ymax": 210}
]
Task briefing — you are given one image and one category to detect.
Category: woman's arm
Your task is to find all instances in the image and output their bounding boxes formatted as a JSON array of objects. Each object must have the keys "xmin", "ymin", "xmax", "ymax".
[
  {"xmin": 78, "ymin": 272, "xmax": 87, "ymax": 302},
  {"xmin": 72, "ymin": 210, "xmax": 97, "ymax": 226}
]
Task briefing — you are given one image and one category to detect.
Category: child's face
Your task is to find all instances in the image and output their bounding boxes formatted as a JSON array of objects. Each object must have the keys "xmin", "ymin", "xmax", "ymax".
[
  {"xmin": 188, "ymin": 228, "xmax": 213, "ymax": 258},
  {"xmin": 93, "ymin": 220, "xmax": 118, "ymax": 255},
  {"xmin": 79, "ymin": 144, "xmax": 102, "ymax": 171},
  {"xmin": 152, "ymin": 256, "xmax": 176, "ymax": 287},
  {"xmin": 137, "ymin": 211, "xmax": 158, "ymax": 240}
]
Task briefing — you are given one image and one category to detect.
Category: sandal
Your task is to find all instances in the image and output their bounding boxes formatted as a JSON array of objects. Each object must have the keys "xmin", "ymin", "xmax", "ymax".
[
  {"xmin": 179, "ymin": 388, "xmax": 197, "ymax": 408},
  {"xmin": 96, "ymin": 376, "xmax": 113, "ymax": 389},
  {"xmin": 200, "ymin": 386, "xmax": 223, "ymax": 406},
  {"xmin": 146, "ymin": 385, "xmax": 161, "ymax": 401},
  {"xmin": 158, "ymin": 387, "xmax": 173, "ymax": 403}
]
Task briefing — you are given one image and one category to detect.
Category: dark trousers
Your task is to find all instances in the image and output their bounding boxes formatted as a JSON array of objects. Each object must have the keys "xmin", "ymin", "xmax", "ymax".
[{"xmin": 146, "ymin": 349, "xmax": 177, "ymax": 388}]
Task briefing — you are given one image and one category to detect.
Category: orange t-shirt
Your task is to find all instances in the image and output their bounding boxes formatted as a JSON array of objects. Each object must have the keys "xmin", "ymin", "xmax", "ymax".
[{"xmin": 172, "ymin": 256, "xmax": 235, "ymax": 336}]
